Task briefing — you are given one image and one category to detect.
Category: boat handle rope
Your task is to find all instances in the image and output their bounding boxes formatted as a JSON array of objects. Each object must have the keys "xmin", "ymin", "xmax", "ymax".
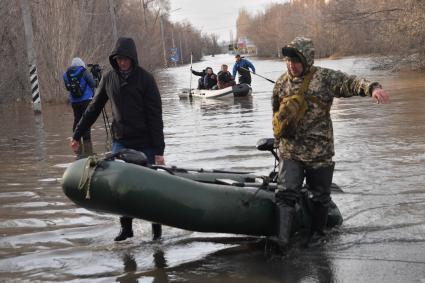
[
  {"xmin": 242, "ymin": 178, "xmax": 269, "ymax": 207},
  {"xmin": 77, "ymin": 155, "xmax": 101, "ymax": 199}
]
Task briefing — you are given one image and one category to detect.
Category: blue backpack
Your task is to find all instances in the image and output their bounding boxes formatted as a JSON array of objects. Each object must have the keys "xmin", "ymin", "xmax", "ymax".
[{"xmin": 66, "ymin": 68, "xmax": 87, "ymax": 98}]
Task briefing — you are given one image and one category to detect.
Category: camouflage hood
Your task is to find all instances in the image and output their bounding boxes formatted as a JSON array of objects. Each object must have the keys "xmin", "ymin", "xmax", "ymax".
[{"xmin": 282, "ymin": 37, "xmax": 315, "ymax": 74}]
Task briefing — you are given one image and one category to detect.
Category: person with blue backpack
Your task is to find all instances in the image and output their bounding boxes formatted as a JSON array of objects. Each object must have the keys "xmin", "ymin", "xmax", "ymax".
[{"xmin": 63, "ymin": 57, "xmax": 96, "ymax": 158}]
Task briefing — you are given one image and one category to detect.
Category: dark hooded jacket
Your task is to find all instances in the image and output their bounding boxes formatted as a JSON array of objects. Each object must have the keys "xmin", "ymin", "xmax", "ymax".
[{"xmin": 73, "ymin": 37, "xmax": 165, "ymax": 155}]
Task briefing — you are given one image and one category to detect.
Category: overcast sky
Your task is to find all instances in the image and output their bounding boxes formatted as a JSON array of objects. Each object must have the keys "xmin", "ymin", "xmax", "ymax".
[{"xmin": 168, "ymin": 0, "xmax": 282, "ymax": 42}]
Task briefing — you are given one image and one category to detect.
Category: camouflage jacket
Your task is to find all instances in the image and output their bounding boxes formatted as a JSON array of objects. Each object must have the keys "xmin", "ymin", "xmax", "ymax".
[{"xmin": 273, "ymin": 37, "xmax": 381, "ymax": 166}]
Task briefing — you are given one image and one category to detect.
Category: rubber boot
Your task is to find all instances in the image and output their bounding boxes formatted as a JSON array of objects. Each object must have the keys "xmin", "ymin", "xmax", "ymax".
[
  {"xmin": 152, "ymin": 223, "xmax": 162, "ymax": 240},
  {"xmin": 114, "ymin": 217, "xmax": 134, "ymax": 241},
  {"xmin": 273, "ymin": 204, "xmax": 295, "ymax": 249},
  {"xmin": 307, "ymin": 203, "xmax": 329, "ymax": 248},
  {"xmin": 305, "ymin": 163, "xmax": 334, "ymax": 248}
]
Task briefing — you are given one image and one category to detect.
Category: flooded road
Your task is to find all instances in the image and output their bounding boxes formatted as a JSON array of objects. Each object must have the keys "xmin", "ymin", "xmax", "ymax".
[{"xmin": 1, "ymin": 54, "xmax": 424, "ymax": 282}]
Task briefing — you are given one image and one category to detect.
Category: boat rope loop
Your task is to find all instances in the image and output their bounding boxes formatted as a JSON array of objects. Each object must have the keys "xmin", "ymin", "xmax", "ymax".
[
  {"xmin": 77, "ymin": 155, "xmax": 102, "ymax": 199},
  {"xmin": 242, "ymin": 177, "xmax": 270, "ymax": 207}
]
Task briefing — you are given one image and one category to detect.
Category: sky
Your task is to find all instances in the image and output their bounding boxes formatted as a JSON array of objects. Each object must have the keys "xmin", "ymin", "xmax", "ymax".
[{"xmin": 168, "ymin": 0, "xmax": 283, "ymax": 42}]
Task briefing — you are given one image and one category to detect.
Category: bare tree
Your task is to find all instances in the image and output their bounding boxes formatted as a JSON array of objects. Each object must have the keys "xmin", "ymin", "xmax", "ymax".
[
  {"xmin": 0, "ymin": 1, "xmax": 28, "ymax": 103},
  {"xmin": 1, "ymin": 0, "xmax": 218, "ymax": 103},
  {"xmin": 237, "ymin": 0, "xmax": 425, "ymax": 70}
]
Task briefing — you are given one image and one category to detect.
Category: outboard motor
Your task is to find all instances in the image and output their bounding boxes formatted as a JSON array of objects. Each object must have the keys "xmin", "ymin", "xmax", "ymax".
[
  {"xmin": 256, "ymin": 138, "xmax": 279, "ymax": 182},
  {"xmin": 256, "ymin": 138, "xmax": 275, "ymax": 152}
]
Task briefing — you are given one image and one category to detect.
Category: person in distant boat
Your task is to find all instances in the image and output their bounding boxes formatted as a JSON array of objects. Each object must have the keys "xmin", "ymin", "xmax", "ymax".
[
  {"xmin": 217, "ymin": 64, "xmax": 236, "ymax": 89},
  {"xmin": 63, "ymin": 57, "xmax": 96, "ymax": 158},
  {"xmin": 232, "ymin": 54, "xmax": 255, "ymax": 85},
  {"xmin": 69, "ymin": 37, "xmax": 165, "ymax": 242},
  {"xmin": 191, "ymin": 67, "xmax": 217, "ymax": 90},
  {"xmin": 272, "ymin": 37, "xmax": 390, "ymax": 249}
]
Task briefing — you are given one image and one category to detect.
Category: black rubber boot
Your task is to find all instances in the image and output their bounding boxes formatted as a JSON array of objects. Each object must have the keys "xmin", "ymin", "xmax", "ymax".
[
  {"xmin": 152, "ymin": 223, "xmax": 162, "ymax": 240},
  {"xmin": 305, "ymin": 163, "xmax": 334, "ymax": 248},
  {"xmin": 114, "ymin": 217, "xmax": 134, "ymax": 241},
  {"xmin": 273, "ymin": 204, "xmax": 295, "ymax": 249},
  {"xmin": 307, "ymin": 203, "xmax": 329, "ymax": 248}
]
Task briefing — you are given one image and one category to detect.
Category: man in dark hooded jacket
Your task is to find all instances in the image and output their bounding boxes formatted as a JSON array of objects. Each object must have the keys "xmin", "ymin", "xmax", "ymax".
[{"xmin": 70, "ymin": 37, "xmax": 165, "ymax": 242}]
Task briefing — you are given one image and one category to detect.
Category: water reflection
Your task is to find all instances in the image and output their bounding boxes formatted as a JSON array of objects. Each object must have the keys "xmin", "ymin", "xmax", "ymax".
[
  {"xmin": 179, "ymin": 95, "xmax": 254, "ymax": 115},
  {"xmin": 234, "ymin": 96, "xmax": 254, "ymax": 113},
  {"xmin": 130, "ymin": 239, "xmax": 337, "ymax": 283},
  {"xmin": 116, "ymin": 253, "xmax": 138, "ymax": 283},
  {"xmin": 152, "ymin": 248, "xmax": 169, "ymax": 283},
  {"xmin": 152, "ymin": 248, "xmax": 167, "ymax": 269}
]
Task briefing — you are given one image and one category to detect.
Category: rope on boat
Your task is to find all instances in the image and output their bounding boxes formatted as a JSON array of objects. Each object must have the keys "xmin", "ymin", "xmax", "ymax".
[
  {"xmin": 242, "ymin": 177, "xmax": 270, "ymax": 207},
  {"xmin": 77, "ymin": 155, "xmax": 101, "ymax": 199}
]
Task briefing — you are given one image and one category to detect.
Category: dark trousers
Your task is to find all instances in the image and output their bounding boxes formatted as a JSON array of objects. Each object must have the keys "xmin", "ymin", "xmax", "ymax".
[
  {"xmin": 197, "ymin": 78, "xmax": 204, "ymax": 89},
  {"xmin": 238, "ymin": 75, "xmax": 251, "ymax": 85},
  {"xmin": 72, "ymin": 100, "xmax": 91, "ymax": 141},
  {"xmin": 275, "ymin": 159, "xmax": 334, "ymax": 207},
  {"xmin": 112, "ymin": 142, "xmax": 160, "ymax": 237}
]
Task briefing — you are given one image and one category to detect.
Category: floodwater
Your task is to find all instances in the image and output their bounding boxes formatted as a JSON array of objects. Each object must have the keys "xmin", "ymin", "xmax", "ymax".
[{"xmin": 1, "ymin": 54, "xmax": 424, "ymax": 282}]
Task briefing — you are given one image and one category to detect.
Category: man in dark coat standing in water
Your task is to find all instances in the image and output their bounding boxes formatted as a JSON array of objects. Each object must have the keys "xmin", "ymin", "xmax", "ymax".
[{"xmin": 70, "ymin": 37, "xmax": 165, "ymax": 241}]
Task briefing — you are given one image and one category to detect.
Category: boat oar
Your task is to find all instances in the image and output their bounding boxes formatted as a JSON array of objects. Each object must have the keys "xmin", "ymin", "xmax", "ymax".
[
  {"xmin": 189, "ymin": 52, "xmax": 193, "ymax": 97},
  {"xmin": 240, "ymin": 67, "xmax": 275, "ymax": 84}
]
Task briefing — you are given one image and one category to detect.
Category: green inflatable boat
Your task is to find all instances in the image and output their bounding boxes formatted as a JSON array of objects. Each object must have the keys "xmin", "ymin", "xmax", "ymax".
[{"xmin": 62, "ymin": 150, "xmax": 343, "ymax": 237}]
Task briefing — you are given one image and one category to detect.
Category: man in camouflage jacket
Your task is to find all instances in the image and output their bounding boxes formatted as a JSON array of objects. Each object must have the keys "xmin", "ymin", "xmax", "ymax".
[{"xmin": 272, "ymin": 37, "xmax": 389, "ymax": 248}]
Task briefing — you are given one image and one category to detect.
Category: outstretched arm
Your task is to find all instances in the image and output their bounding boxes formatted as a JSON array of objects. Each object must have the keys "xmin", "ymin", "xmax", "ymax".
[
  {"xmin": 327, "ymin": 69, "xmax": 389, "ymax": 103},
  {"xmin": 247, "ymin": 60, "xmax": 256, "ymax": 73},
  {"xmin": 191, "ymin": 69, "xmax": 204, "ymax": 76}
]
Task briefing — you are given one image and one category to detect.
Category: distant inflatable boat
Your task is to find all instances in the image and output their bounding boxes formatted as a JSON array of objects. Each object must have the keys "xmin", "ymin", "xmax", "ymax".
[
  {"xmin": 62, "ymin": 154, "xmax": 343, "ymax": 237},
  {"xmin": 179, "ymin": 83, "xmax": 252, "ymax": 99}
]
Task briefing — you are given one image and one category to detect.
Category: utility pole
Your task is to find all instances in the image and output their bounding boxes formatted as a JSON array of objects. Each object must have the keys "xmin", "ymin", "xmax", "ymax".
[
  {"xmin": 142, "ymin": 0, "xmax": 148, "ymax": 32},
  {"xmin": 108, "ymin": 0, "xmax": 118, "ymax": 43},
  {"xmin": 141, "ymin": 0, "xmax": 154, "ymax": 32},
  {"xmin": 19, "ymin": 0, "xmax": 41, "ymax": 114},
  {"xmin": 230, "ymin": 30, "xmax": 234, "ymax": 53},
  {"xmin": 171, "ymin": 27, "xmax": 177, "ymax": 67},
  {"xmin": 179, "ymin": 33, "xmax": 184, "ymax": 64},
  {"xmin": 159, "ymin": 15, "xmax": 167, "ymax": 68}
]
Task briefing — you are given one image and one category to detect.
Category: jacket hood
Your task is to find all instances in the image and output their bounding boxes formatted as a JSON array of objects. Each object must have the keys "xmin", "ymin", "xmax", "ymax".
[
  {"xmin": 71, "ymin": 57, "xmax": 86, "ymax": 68},
  {"xmin": 282, "ymin": 37, "xmax": 315, "ymax": 73},
  {"xmin": 109, "ymin": 37, "xmax": 139, "ymax": 71}
]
